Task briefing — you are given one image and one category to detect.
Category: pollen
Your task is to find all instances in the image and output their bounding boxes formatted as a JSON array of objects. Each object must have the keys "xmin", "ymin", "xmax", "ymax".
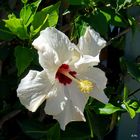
[
  {"xmin": 56, "ymin": 64, "xmax": 94, "ymax": 93},
  {"xmin": 79, "ymin": 80, "xmax": 94, "ymax": 93}
]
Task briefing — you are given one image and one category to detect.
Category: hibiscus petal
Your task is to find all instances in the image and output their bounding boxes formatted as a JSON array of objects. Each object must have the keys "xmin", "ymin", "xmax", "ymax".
[
  {"xmin": 44, "ymin": 82, "xmax": 68, "ymax": 116},
  {"xmin": 38, "ymin": 50, "xmax": 59, "ymax": 83},
  {"xmin": 89, "ymin": 67, "xmax": 107, "ymax": 90},
  {"xmin": 78, "ymin": 27, "xmax": 106, "ymax": 56},
  {"xmin": 32, "ymin": 27, "xmax": 77, "ymax": 81},
  {"xmin": 53, "ymin": 99, "xmax": 86, "ymax": 130},
  {"xmin": 74, "ymin": 54, "xmax": 99, "ymax": 73},
  {"xmin": 17, "ymin": 70, "xmax": 52, "ymax": 112},
  {"xmin": 78, "ymin": 67, "xmax": 109, "ymax": 104},
  {"xmin": 90, "ymin": 86, "xmax": 109, "ymax": 104},
  {"xmin": 67, "ymin": 82, "xmax": 89, "ymax": 112}
]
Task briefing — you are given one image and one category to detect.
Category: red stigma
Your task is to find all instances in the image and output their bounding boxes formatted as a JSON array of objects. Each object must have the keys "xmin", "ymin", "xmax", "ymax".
[{"xmin": 55, "ymin": 64, "xmax": 77, "ymax": 85}]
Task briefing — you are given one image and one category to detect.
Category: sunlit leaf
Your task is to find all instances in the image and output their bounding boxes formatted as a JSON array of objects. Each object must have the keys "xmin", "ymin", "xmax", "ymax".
[
  {"xmin": 123, "ymin": 101, "xmax": 136, "ymax": 119},
  {"xmin": 100, "ymin": 10, "xmax": 111, "ymax": 22},
  {"xmin": 30, "ymin": 14, "xmax": 49, "ymax": 36},
  {"xmin": 21, "ymin": 0, "xmax": 28, "ymax": 4},
  {"xmin": 31, "ymin": 2, "xmax": 60, "ymax": 36},
  {"xmin": 93, "ymin": 103, "xmax": 123, "ymax": 114},
  {"xmin": 136, "ymin": 0, "xmax": 140, "ymax": 2},
  {"xmin": 4, "ymin": 14, "xmax": 29, "ymax": 40},
  {"xmin": 136, "ymin": 107, "xmax": 140, "ymax": 113},
  {"xmin": 101, "ymin": 8, "xmax": 127, "ymax": 27},
  {"xmin": 114, "ymin": 15, "xmax": 122, "ymax": 23},
  {"xmin": 72, "ymin": 16, "xmax": 88, "ymax": 39},
  {"xmin": 20, "ymin": 0, "xmax": 42, "ymax": 26},
  {"xmin": 129, "ymin": 101, "xmax": 139, "ymax": 109}
]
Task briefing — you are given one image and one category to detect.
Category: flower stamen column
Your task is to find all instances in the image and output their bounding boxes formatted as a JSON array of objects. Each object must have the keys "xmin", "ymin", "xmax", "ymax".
[{"xmin": 59, "ymin": 68, "xmax": 94, "ymax": 93}]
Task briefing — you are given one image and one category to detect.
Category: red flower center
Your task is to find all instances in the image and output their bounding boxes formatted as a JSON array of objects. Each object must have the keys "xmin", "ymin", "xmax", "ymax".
[{"xmin": 55, "ymin": 64, "xmax": 77, "ymax": 85}]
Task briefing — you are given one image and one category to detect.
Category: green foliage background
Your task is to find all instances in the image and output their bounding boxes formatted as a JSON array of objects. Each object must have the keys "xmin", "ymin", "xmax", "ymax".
[{"xmin": 0, "ymin": 0, "xmax": 140, "ymax": 139}]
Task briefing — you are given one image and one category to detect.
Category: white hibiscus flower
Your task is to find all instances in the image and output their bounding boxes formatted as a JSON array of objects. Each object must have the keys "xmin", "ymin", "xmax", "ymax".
[{"xmin": 17, "ymin": 27, "xmax": 109, "ymax": 130}]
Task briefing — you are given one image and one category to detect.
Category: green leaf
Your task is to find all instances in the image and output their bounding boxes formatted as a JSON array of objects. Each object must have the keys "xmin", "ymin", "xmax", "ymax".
[
  {"xmin": 129, "ymin": 101, "xmax": 139, "ymax": 109},
  {"xmin": 89, "ymin": 11, "xmax": 108, "ymax": 37},
  {"xmin": 4, "ymin": 14, "xmax": 29, "ymax": 40},
  {"xmin": 114, "ymin": 15, "xmax": 122, "ymax": 23},
  {"xmin": 45, "ymin": 2, "xmax": 60, "ymax": 27},
  {"xmin": 100, "ymin": 10, "xmax": 111, "ymax": 22},
  {"xmin": 20, "ymin": 0, "xmax": 42, "ymax": 26},
  {"xmin": 0, "ymin": 21, "xmax": 15, "ymax": 40},
  {"xmin": 21, "ymin": 0, "xmax": 28, "ymax": 4},
  {"xmin": 66, "ymin": 0, "xmax": 90, "ymax": 5},
  {"xmin": 101, "ymin": 8, "xmax": 127, "ymax": 27},
  {"xmin": 79, "ymin": 10, "xmax": 108, "ymax": 37},
  {"xmin": 85, "ymin": 107, "xmax": 110, "ymax": 139},
  {"xmin": 61, "ymin": 122, "xmax": 90, "ymax": 140},
  {"xmin": 72, "ymin": 16, "xmax": 88, "ymax": 39},
  {"xmin": 93, "ymin": 103, "xmax": 123, "ymax": 114},
  {"xmin": 46, "ymin": 123, "xmax": 60, "ymax": 140},
  {"xmin": 31, "ymin": 2, "xmax": 60, "ymax": 35},
  {"xmin": 30, "ymin": 14, "xmax": 49, "ymax": 36},
  {"xmin": 136, "ymin": 107, "xmax": 140, "ymax": 113},
  {"xmin": 126, "ymin": 60, "xmax": 140, "ymax": 82},
  {"xmin": 136, "ymin": 0, "xmax": 140, "ymax": 2},
  {"xmin": 14, "ymin": 46, "xmax": 33, "ymax": 76},
  {"xmin": 123, "ymin": 101, "xmax": 136, "ymax": 119}
]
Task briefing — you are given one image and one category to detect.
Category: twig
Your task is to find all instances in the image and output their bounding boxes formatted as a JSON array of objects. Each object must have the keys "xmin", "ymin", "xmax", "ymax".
[
  {"xmin": 0, "ymin": 110, "xmax": 21, "ymax": 129},
  {"xmin": 128, "ymin": 88, "xmax": 140, "ymax": 98},
  {"xmin": 106, "ymin": 28, "xmax": 131, "ymax": 46}
]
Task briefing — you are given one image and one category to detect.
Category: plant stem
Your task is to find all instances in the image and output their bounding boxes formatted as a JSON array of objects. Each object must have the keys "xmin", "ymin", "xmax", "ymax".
[{"xmin": 86, "ymin": 108, "xmax": 94, "ymax": 138}]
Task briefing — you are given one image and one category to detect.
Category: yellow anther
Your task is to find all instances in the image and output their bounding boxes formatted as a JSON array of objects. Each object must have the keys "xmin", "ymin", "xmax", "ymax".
[
  {"xmin": 60, "ymin": 70, "xmax": 94, "ymax": 93},
  {"xmin": 79, "ymin": 80, "xmax": 93, "ymax": 93}
]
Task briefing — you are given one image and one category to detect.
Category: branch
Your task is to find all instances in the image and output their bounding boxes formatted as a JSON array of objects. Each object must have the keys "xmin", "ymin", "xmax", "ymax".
[
  {"xmin": 128, "ymin": 88, "xmax": 140, "ymax": 98},
  {"xmin": 0, "ymin": 110, "xmax": 21, "ymax": 129},
  {"xmin": 106, "ymin": 28, "xmax": 131, "ymax": 46}
]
